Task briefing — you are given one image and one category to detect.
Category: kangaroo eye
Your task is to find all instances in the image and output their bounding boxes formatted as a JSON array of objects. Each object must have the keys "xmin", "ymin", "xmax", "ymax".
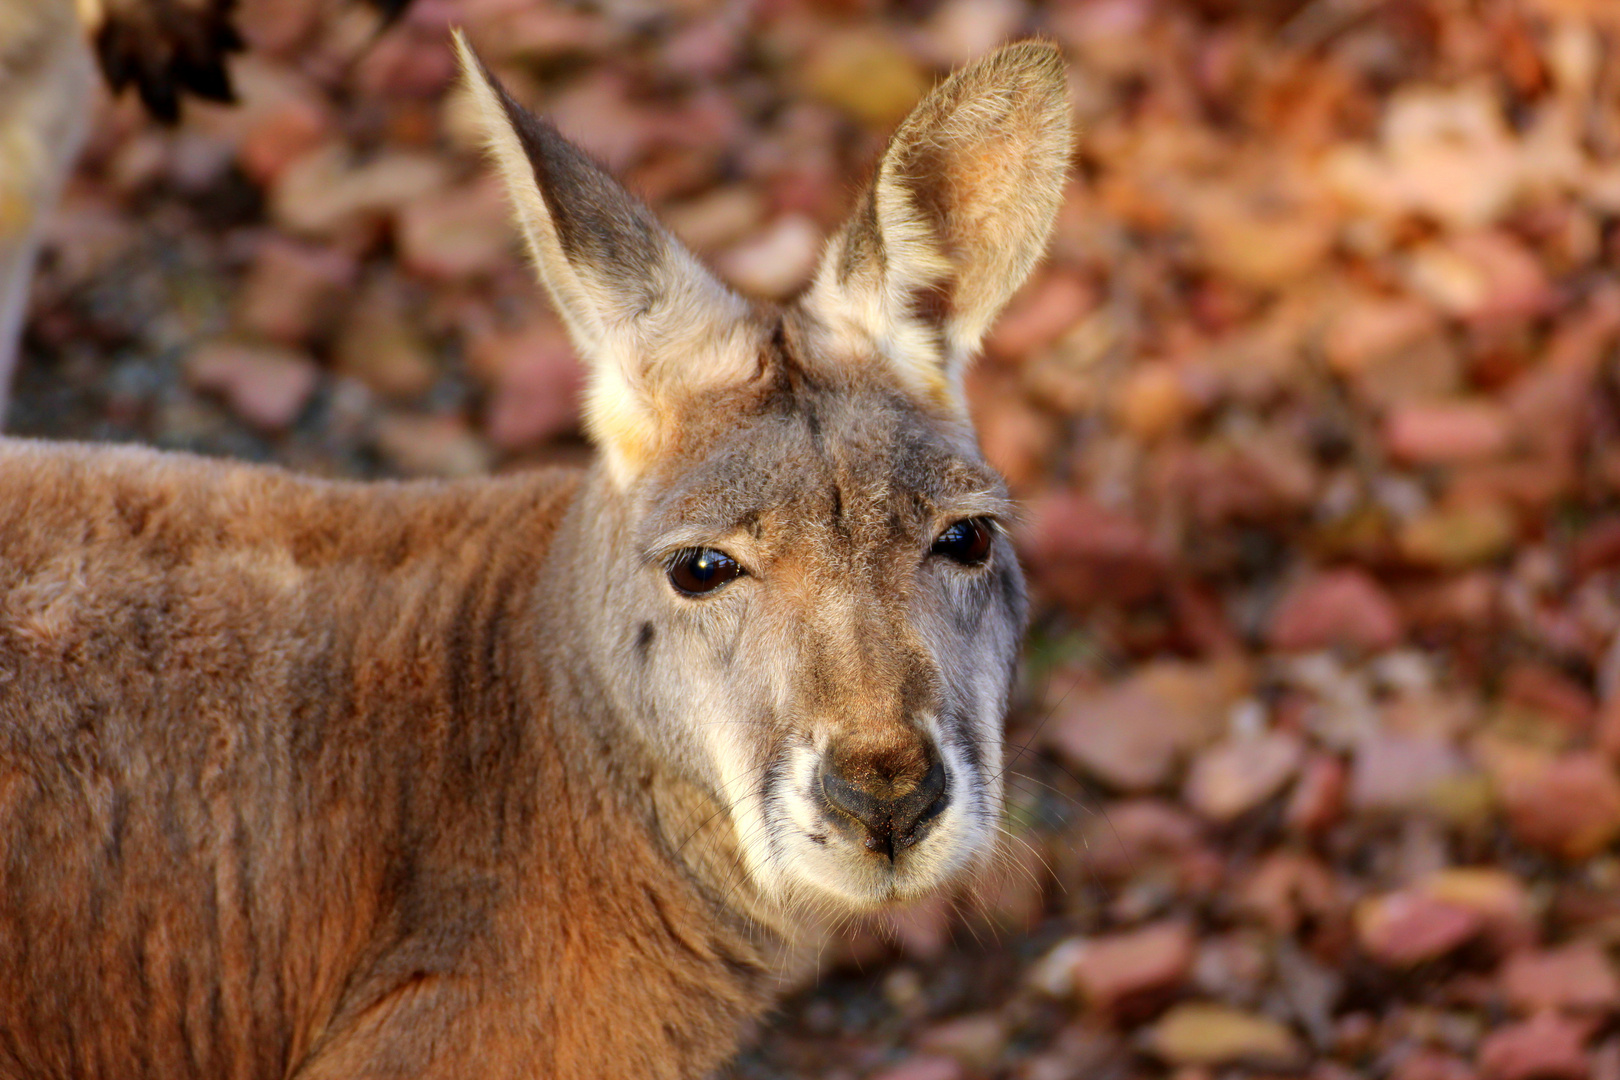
[
  {"xmin": 932, "ymin": 518, "xmax": 994, "ymax": 566},
  {"xmin": 667, "ymin": 548, "xmax": 743, "ymax": 596}
]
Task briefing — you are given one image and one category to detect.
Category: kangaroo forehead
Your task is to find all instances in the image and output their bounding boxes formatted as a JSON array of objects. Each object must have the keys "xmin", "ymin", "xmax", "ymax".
[{"xmin": 641, "ymin": 388, "xmax": 1005, "ymax": 546}]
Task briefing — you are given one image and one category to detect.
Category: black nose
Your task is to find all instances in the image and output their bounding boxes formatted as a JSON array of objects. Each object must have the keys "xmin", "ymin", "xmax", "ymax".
[{"xmin": 818, "ymin": 750, "xmax": 949, "ymax": 860}]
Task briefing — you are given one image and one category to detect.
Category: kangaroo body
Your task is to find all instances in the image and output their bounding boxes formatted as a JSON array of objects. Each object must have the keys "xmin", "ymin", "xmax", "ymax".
[
  {"xmin": 0, "ymin": 36, "xmax": 1071, "ymax": 1079},
  {"xmin": 0, "ymin": 442, "xmax": 782, "ymax": 1078}
]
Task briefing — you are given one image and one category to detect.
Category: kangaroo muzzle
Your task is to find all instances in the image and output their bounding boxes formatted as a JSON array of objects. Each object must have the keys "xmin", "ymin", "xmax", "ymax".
[{"xmin": 818, "ymin": 738, "xmax": 950, "ymax": 860}]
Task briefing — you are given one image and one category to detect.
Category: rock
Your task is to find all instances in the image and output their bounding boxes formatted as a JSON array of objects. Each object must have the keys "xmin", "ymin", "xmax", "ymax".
[
  {"xmin": 1187, "ymin": 185, "xmax": 1336, "ymax": 289},
  {"xmin": 1349, "ymin": 732, "xmax": 1471, "ymax": 815},
  {"xmin": 915, "ymin": 1014, "xmax": 1007, "ymax": 1069},
  {"xmin": 987, "ymin": 271, "xmax": 1094, "ymax": 361},
  {"xmin": 1268, "ymin": 569, "xmax": 1404, "ymax": 653},
  {"xmin": 1147, "ymin": 1003, "xmax": 1304, "ymax": 1068},
  {"xmin": 1385, "ymin": 401, "xmax": 1512, "ymax": 465},
  {"xmin": 234, "ymin": 238, "xmax": 356, "ymax": 344},
  {"xmin": 715, "ymin": 215, "xmax": 821, "ymax": 299},
  {"xmin": 662, "ymin": 187, "xmax": 767, "ymax": 254},
  {"xmin": 1356, "ymin": 888, "xmax": 1484, "ymax": 967},
  {"xmin": 471, "ymin": 320, "xmax": 585, "ymax": 450},
  {"xmin": 372, "ymin": 414, "xmax": 492, "ymax": 478},
  {"xmin": 1420, "ymin": 868, "xmax": 1536, "ymax": 953},
  {"xmin": 1017, "ymin": 492, "xmax": 1165, "ymax": 610},
  {"xmin": 396, "ymin": 181, "xmax": 513, "ymax": 280},
  {"xmin": 1501, "ymin": 942, "xmax": 1620, "ymax": 1014},
  {"xmin": 1045, "ymin": 660, "xmax": 1248, "ymax": 792},
  {"xmin": 1499, "ymin": 751, "xmax": 1620, "ymax": 861},
  {"xmin": 1068, "ymin": 921, "xmax": 1195, "ymax": 1012},
  {"xmin": 1399, "ymin": 500, "xmax": 1517, "ymax": 568},
  {"xmin": 1286, "ymin": 754, "xmax": 1348, "ymax": 834},
  {"xmin": 1077, "ymin": 799, "xmax": 1206, "ymax": 880},
  {"xmin": 330, "ymin": 282, "xmax": 438, "ymax": 400},
  {"xmin": 186, "ymin": 342, "xmax": 319, "ymax": 431},
  {"xmin": 1395, "ymin": 1050, "xmax": 1480, "ymax": 1080},
  {"xmin": 272, "ymin": 146, "xmax": 450, "ymax": 239},
  {"xmin": 239, "ymin": 94, "xmax": 332, "ymax": 186},
  {"xmin": 870, "ymin": 1056, "xmax": 966, "ymax": 1080},
  {"xmin": 1183, "ymin": 733, "xmax": 1304, "ymax": 822},
  {"xmin": 1500, "ymin": 664, "xmax": 1597, "ymax": 737},
  {"xmin": 1114, "ymin": 365, "xmax": 1197, "ymax": 442},
  {"xmin": 1478, "ymin": 1012, "xmax": 1593, "ymax": 1080},
  {"xmin": 804, "ymin": 29, "xmax": 928, "ymax": 127}
]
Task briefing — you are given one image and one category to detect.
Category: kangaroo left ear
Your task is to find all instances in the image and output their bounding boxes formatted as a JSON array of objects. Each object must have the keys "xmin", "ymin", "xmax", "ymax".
[
  {"xmin": 454, "ymin": 30, "xmax": 763, "ymax": 486},
  {"xmin": 799, "ymin": 42, "xmax": 1072, "ymax": 410}
]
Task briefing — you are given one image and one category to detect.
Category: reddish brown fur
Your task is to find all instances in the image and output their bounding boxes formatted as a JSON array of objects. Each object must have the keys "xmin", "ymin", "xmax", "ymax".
[
  {"xmin": 0, "ymin": 36, "xmax": 1072, "ymax": 1077},
  {"xmin": 0, "ymin": 441, "xmax": 775, "ymax": 1079}
]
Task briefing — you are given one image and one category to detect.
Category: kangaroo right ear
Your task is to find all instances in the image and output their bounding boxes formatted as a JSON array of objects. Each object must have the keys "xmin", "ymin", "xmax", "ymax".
[
  {"xmin": 799, "ymin": 42, "xmax": 1072, "ymax": 413},
  {"xmin": 453, "ymin": 32, "xmax": 760, "ymax": 485}
]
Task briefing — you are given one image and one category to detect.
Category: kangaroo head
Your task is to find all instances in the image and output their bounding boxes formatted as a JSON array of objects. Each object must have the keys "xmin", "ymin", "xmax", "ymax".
[{"xmin": 457, "ymin": 35, "xmax": 1070, "ymax": 912}]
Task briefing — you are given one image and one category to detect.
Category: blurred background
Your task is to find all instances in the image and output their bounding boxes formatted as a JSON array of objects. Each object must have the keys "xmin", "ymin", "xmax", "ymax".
[{"xmin": 15, "ymin": 0, "xmax": 1620, "ymax": 1077}]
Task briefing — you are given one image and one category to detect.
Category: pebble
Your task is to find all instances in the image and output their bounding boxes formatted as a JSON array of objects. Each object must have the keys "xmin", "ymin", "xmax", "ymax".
[
  {"xmin": 1501, "ymin": 941, "xmax": 1620, "ymax": 1014},
  {"xmin": 1147, "ymin": 1003, "xmax": 1304, "ymax": 1067},
  {"xmin": 471, "ymin": 321, "xmax": 584, "ymax": 450},
  {"xmin": 1385, "ymin": 400, "xmax": 1511, "ymax": 465},
  {"xmin": 186, "ymin": 342, "xmax": 319, "ymax": 431},
  {"xmin": 1268, "ymin": 568, "xmax": 1403, "ymax": 653},
  {"xmin": 1046, "ymin": 660, "xmax": 1246, "ymax": 792},
  {"xmin": 1356, "ymin": 888, "xmax": 1484, "ymax": 967},
  {"xmin": 372, "ymin": 414, "xmax": 492, "ymax": 479},
  {"xmin": 1499, "ymin": 751, "xmax": 1620, "ymax": 861},
  {"xmin": 715, "ymin": 215, "xmax": 821, "ymax": 299},
  {"xmin": 396, "ymin": 181, "xmax": 513, "ymax": 281},
  {"xmin": 915, "ymin": 1014, "xmax": 1006, "ymax": 1069},
  {"xmin": 869, "ymin": 1056, "xmax": 965, "ymax": 1080},
  {"xmin": 1069, "ymin": 921, "xmax": 1195, "ymax": 1011},
  {"xmin": 1478, "ymin": 1012, "xmax": 1593, "ymax": 1080},
  {"xmin": 1349, "ymin": 732, "xmax": 1469, "ymax": 815},
  {"xmin": 1399, "ymin": 500, "xmax": 1518, "ymax": 568},
  {"xmin": 804, "ymin": 29, "xmax": 929, "ymax": 127},
  {"xmin": 1183, "ymin": 733, "xmax": 1304, "ymax": 822}
]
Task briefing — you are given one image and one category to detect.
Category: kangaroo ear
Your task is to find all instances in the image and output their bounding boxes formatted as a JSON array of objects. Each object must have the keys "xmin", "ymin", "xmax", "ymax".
[
  {"xmin": 454, "ymin": 31, "xmax": 760, "ymax": 484},
  {"xmin": 801, "ymin": 42, "xmax": 1072, "ymax": 409}
]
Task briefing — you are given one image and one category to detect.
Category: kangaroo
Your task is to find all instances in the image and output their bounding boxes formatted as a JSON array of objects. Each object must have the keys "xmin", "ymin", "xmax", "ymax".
[{"xmin": 0, "ymin": 34, "xmax": 1071, "ymax": 1079}]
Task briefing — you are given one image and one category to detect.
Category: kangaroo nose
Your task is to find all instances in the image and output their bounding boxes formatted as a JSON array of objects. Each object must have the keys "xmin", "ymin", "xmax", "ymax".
[{"xmin": 819, "ymin": 749, "xmax": 949, "ymax": 859}]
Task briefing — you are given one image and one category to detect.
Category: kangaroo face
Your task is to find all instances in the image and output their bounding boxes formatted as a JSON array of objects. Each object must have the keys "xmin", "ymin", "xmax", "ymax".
[
  {"xmin": 458, "ymin": 35, "xmax": 1069, "ymax": 914},
  {"xmin": 618, "ymin": 366, "xmax": 1026, "ymax": 909}
]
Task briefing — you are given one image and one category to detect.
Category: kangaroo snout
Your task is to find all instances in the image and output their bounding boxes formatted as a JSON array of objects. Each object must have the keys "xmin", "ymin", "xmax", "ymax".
[{"xmin": 818, "ymin": 741, "xmax": 949, "ymax": 859}]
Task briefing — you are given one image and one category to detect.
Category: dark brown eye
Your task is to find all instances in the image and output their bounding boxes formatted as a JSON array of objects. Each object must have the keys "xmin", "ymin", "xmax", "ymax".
[
  {"xmin": 667, "ymin": 548, "xmax": 743, "ymax": 596},
  {"xmin": 932, "ymin": 518, "xmax": 994, "ymax": 566}
]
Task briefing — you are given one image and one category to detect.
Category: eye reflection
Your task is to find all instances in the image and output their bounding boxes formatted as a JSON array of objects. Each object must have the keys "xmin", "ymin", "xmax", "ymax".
[
  {"xmin": 667, "ymin": 548, "xmax": 743, "ymax": 596},
  {"xmin": 931, "ymin": 518, "xmax": 994, "ymax": 566}
]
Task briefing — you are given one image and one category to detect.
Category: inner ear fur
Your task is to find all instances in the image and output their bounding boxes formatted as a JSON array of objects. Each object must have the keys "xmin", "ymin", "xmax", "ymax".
[
  {"xmin": 802, "ymin": 41, "xmax": 1073, "ymax": 408},
  {"xmin": 453, "ymin": 31, "xmax": 762, "ymax": 485}
]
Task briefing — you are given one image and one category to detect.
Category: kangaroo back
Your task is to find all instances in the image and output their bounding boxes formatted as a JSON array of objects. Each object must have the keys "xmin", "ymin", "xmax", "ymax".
[{"xmin": 0, "ymin": 36, "xmax": 1070, "ymax": 1080}]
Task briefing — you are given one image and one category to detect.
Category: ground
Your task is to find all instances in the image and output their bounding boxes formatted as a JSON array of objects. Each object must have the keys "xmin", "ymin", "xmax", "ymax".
[{"xmin": 17, "ymin": 1, "xmax": 1620, "ymax": 1078}]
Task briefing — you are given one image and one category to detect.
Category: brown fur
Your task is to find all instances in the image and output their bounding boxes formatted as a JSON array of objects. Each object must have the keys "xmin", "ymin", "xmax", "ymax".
[
  {"xmin": 0, "ymin": 443, "xmax": 777, "ymax": 1078},
  {"xmin": 0, "ymin": 38, "xmax": 1071, "ymax": 1078}
]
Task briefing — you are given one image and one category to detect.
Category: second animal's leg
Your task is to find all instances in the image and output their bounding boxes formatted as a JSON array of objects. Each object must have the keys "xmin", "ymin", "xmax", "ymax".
[{"xmin": 0, "ymin": 0, "xmax": 93, "ymax": 426}]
